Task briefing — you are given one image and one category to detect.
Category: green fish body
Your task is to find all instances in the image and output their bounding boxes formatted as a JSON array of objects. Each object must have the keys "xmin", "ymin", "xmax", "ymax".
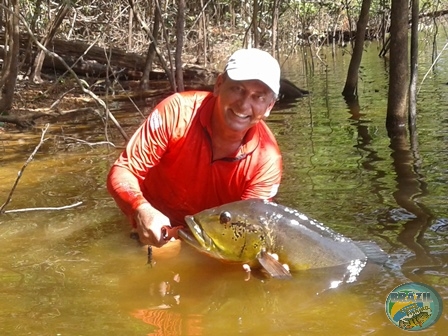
[
  {"xmin": 399, "ymin": 312, "xmax": 431, "ymax": 329},
  {"xmin": 179, "ymin": 200, "xmax": 386, "ymax": 278}
]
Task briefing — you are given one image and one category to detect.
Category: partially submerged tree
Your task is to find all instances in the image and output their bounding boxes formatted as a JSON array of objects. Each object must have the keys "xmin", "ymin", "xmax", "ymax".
[
  {"xmin": 342, "ymin": 0, "xmax": 372, "ymax": 99},
  {"xmin": 386, "ymin": 0, "xmax": 409, "ymax": 138},
  {"xmin": 409, "ymin": 0, "xmax": 420, "ymax": 134}
]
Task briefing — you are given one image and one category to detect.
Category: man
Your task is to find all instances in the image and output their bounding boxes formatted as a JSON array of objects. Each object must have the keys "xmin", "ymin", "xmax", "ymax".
[{"xmin": 107, "ymin": 48, "xmax": 282, "ymax": 247}]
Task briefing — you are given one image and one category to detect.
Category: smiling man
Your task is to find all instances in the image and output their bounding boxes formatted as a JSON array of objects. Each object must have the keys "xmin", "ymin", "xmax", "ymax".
[{"xmin": 107, "ymin": 48, "xmax": 282, "ymax": 247}]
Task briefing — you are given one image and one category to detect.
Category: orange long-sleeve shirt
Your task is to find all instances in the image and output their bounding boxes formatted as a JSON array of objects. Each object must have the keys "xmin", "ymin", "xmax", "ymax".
[{"xmin": 107, "ymin": 91, "xmax": 282, "ymax": 227}]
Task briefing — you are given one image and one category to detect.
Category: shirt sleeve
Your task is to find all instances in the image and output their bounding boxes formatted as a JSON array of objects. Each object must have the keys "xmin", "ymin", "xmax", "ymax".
[
  {"xmin": 107, "ymin": 94, "xmax": 182, "ymax": 217},
  {"xmin": 241, "ymin": 151, "xmax": 282, "ymax": 201}
]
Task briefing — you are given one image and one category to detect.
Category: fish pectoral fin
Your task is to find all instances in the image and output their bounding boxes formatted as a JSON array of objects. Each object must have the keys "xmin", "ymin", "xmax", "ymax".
[{"xmin": 257, "ymin": 251, "xmax": 292, "ymax": 279}]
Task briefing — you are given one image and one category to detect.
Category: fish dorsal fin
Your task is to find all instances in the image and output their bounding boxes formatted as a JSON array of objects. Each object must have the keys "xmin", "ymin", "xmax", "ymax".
[{"xmin": 257, "ymin": 250, "xmax": 292, "ymax": 279}]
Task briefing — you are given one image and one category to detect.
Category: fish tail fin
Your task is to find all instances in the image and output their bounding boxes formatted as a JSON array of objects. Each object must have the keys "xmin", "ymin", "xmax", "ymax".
[
  {"xmin": 257, "ymin": 251, "xmax": 292, "ymax": 279},
  {"xmin": 354, "ymin": 241, "xmax": 388, "ymax": 265}
]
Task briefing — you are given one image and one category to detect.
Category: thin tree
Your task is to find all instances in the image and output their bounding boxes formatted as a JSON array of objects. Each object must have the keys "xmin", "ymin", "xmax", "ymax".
[
  {"xmin": 199, "ymin": 0, "xmax": 208, "ymax": 66},
  {"xmin": 409, "ymin": 0, "xmax": 419, "ymax": 133},
  {"xmin": 0, "ymin": 0, "xmax": 20, "ymax": 113},
  {"xmin": 271, "ymin": 0, "xmax": 279, "ymax": 58},
  {"xmin": 342, "ymin": 0, "xmax": 372, "ymax": 98},
  {"xmin": 30, "ymin": 1, "xmax": 71, "ymax": 83},
  {"xmin": 129, "ymin": 0, "xmax": 176, "ymax": 91},
  {"xmin": 140, "ymin": 1, "xmax": 161, "ymax": 90},
  {"xmin": 21, "ymin": 0, "xmax": 43, "ymax": 75},
  {"xmin": 252, "ymin": 0, "xmax": 260, "ymax": 48},
  {"xmin": 175, "ymin": 0, "xmax": 185, "ymax": 92},
  {"xmin": 386, "ymin": 0, "xmax": 409, "ymax": 138}
]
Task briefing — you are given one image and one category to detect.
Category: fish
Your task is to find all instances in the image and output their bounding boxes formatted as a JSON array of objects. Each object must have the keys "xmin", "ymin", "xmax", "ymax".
[
  {"xmin": 398, "ymin": 311, "xmax": 431, "ymax": 329},
  {"xmin": 178, "ymin": 199, "xmax": 387, "ymax": 279}
]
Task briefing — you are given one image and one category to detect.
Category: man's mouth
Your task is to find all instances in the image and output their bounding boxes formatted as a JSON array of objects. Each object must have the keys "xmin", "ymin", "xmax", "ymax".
[{"xmin": 232, "ymin": 110, "xmax": 249, "ymax": 119}]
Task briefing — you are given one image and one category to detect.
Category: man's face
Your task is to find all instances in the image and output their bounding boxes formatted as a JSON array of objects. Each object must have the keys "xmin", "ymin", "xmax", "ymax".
[{"xmin": 213, "ymin": 73, "xmax": 277, "ymax": 133}]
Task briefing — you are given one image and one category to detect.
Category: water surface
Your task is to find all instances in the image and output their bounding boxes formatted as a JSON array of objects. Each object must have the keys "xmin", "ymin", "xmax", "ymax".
[{"xmin": 1, "ymin": 42, "xmax": 447, "ymax": 335}]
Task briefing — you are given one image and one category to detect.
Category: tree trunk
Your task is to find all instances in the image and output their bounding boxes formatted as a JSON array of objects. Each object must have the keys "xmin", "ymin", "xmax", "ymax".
[
  {"xmin": 0, "ymin": 0, "xmax": 20, "ymax": 112},
  {"xmin": 155, "ymin": 0, "xmax": 176, "ymax": 91},
  {"xmin": 21, "ymin": 0, "xmax": 42, "ymax": 75},
  {"xmin": 128, "ymin": 9, "xmax": 133, "ymax": 50},
  {"xmin": 342, "ymin": 0, "xmax": 372, "ymax": 98},
  {"xmin": 409, "ymin": 0, "xmax": 419, "ymax": 134},
  {"xmin": 30, "ymin": 2, "xmax": 71, "ymax": 83},
  {"xmin": 175, "ymin": 0, "xmax": 185, "ymax": 92},
  {"xmin": 271, "ymin": 0, "xmax": 279, "ymax": 58},
  {"xmin": 200, "ymin": 0, "xmax": 207, "ymax": 66},
  {"xmin": 386, "ymin": 0, "xmax": 409, "ymax": 138},
  {"xmin": 128, "ymin": 0, "xmax": 175, "ymax": 91},
  {"xmin": 252, "ymin": 0, "xmax": 260, "ymax": 48},
  {"xmin": 140, "ymin": 2, "xmax": 161, "ymax": 90}
]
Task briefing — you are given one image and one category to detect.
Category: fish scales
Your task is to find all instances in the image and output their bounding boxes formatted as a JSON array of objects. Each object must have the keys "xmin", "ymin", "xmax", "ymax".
[
  {"xmin": 238, "ymin": 200, "xmax": 366, "ymax": 270},
  {"xmin": 179, "ymin": 199, "xmax": 376, "ymax": 272}
]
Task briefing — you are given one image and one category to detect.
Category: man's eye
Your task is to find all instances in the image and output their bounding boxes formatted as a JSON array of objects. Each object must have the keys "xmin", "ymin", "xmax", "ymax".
[
  {"xmin": 232, "ymin": 86, "xmax": 243, "ymax": 93},
  {"xmin": 219, "ymin": 211, "xmax": 232, "ymax": 224},
  {"xmin": 253, "ymin": 94, "xmax": 266, "ymax": 102}
]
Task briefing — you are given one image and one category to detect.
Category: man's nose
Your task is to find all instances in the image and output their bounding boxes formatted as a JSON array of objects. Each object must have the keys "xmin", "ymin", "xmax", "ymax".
[{"xmin": 234, "ymin": 94, "xmax": 251, "ymax": 111}]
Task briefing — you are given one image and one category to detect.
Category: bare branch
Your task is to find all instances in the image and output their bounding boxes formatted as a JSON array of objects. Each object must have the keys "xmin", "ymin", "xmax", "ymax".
[
  {"xmin": 0, "ymin": 124, "xmax": 50, "ymax": 214},
  {"xmin": 0, "ymin": 4, "xmax": 130, "ymax": 142},
  {"xmin": 58, "ymin": 136, "xmax": 117, "ymax": 148},
  {"xmin": 3, "ymin": 201, "xmax": 83, "ymax": 214}
]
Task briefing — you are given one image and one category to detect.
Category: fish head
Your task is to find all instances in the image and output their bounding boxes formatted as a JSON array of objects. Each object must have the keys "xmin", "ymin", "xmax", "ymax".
[{"xmin": 180, "ymin": 202, "xmax": 270, "ymax": 264}]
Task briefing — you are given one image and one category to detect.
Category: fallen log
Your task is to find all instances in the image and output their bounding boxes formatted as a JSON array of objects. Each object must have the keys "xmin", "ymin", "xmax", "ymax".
[
  {"xmin": 1, "ymin": 32, "xmax": 216, "ymax": 83},
  {"xmin": 2, "ymin": 33, "xmax": 309, "ymax": 100}
]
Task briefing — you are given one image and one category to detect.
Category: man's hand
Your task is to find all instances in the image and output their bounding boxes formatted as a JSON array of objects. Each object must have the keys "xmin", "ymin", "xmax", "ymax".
[{"xmin": 134, "ymin": 203, "xmax": 171, "ymax": 247}]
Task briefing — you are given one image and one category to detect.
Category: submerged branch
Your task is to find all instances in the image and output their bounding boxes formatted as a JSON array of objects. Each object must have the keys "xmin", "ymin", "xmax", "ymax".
[
  {"xmin": 418, "ymin": 40, "xmax": 448, "ymax": 95},
  {"xmin": 3, "ymin": 201, "xmax": 83, "ymax": 214},
  {"xmin": 58, "ymin": 136, "xmax": 117, "ymax": 148},
  {"xmin": 0, "ymin": 124, "xmax": 50, "ymax": 214}
]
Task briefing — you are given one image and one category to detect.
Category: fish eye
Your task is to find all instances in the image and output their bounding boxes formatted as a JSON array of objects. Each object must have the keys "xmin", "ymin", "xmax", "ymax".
[{"xmin": 219, "ymin": 211, "xmax": 232, "ymax": 224}]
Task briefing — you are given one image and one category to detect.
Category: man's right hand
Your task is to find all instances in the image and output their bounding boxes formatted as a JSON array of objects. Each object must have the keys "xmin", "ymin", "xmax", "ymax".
[{"xmin": 134, "ymin": 203, "xmax": 171, "ymax": 247}]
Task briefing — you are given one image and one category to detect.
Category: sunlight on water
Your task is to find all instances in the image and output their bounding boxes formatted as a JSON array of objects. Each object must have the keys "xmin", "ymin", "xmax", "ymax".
[{"xmin": 1, "ymin": 42, "xmax": 447, "ymax": 335}]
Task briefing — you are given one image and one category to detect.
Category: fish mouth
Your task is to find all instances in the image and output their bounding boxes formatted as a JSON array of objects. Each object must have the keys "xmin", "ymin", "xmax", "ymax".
[{"xmin": 181, "ymin": 215, "xmax": 217, "ymax": 253}]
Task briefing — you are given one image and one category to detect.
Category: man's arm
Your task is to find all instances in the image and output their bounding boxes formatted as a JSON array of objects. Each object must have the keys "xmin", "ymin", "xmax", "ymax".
[
  {"xmin": 107, "ymin": 95, "xmax": 183, "ymax": 246},
  {"xmin": 241, "ymin": 151, "xmax": 282, "ymax": 201},
  {"xmin": 107, "ymin": 165, "xmax": 171, "ymax": 247}
]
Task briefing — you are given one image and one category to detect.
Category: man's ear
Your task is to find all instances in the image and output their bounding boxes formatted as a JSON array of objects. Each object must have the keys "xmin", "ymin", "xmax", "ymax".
[
  {"xmin": 263, "ymin": 99, "xmax": 276, "ymax": 118},
  {"xmin": 213, "ymin": 74, "xmax": 224, "ymax": 96}
]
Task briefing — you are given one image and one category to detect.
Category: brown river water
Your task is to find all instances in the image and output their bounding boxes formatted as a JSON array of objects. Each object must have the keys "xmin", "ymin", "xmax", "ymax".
[{"xmin": 1, "ymin": 42, "xmax": 447, "ymax": 335}]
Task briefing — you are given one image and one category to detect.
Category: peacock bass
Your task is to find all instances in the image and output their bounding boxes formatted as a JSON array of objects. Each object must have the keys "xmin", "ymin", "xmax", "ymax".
[{"xmin": 178, "ymin": 199, "xmax": 387, "ymax": 279}]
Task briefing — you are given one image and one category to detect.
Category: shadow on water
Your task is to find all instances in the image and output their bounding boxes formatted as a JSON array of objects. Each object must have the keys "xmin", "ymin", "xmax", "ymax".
[
  {"xmin": 344, "ymin": 96, "xmax": 447, "ymax": 284},
  {"xmin": 388, "ymin": 135, "xmax": 448, "ymax": 278},
  {"xmin": 344, "ymin": 96, "xmax": 388, "ymax": 208}
]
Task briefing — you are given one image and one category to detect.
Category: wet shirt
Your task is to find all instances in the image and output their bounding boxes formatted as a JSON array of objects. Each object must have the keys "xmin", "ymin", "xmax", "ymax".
[{"xmin": 107, "ymin": 91, "xmax": 282, "ymax": 227}]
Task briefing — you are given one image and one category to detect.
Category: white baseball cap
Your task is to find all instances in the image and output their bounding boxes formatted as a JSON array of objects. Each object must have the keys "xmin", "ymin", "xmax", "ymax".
[{"xmin": 224, "ymin": 48, "xmax": 281, "ymax": 96}]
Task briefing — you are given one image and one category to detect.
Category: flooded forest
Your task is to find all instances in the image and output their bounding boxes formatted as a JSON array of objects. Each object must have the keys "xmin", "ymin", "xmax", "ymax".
[{"xmin": 1, "ymin": 1, "xmax": 448, "ymax": 335}]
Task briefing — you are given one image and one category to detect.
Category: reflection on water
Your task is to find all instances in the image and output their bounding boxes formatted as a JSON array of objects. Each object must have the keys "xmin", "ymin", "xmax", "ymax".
[{"xmin": 1, "ymin": 42, "xmax": 448, "ymax": 335}]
